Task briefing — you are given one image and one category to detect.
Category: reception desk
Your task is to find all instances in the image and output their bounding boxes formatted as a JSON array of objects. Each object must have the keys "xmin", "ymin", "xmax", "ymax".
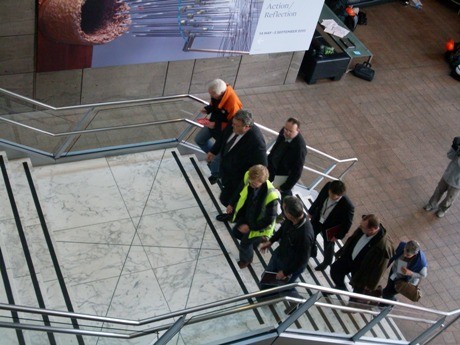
[
  {"xmin": 299, "ymin": 4, "xmax": 373, "ymax": 84},
  {"xmin": 318, "ymin": 4, "xmax": 373, "ymax": 66}
]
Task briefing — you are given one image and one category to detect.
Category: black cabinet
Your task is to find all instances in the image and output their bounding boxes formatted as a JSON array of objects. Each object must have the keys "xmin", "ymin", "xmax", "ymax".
[{"xmin": 299, "ymin": 34, "xmax": 350, "ymax": 84}]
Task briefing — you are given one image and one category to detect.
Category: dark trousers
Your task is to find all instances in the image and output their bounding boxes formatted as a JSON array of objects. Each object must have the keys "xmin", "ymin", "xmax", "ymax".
[
  {"xmin": 232, "ymin": 226, "xmax": 264, "ymax": 263},
  {"xmin": 382, "ymin": 276, "xmax": 398, "ymax": 301},
  {"xmin": 312, "ymin": 220, "xmax": 335, "ymax": 266},
  {"xmin": 330, "ymin": 256, "xmax": 365, "ymax": 296},
  {"xmin": 219, "ymin": 178, "xmax": 239, "ymax": 206},
  {"xmin": 265, "ymin": 253, "xmax": 306, "ymax": 298},
  {"xmin": 260, "ymin": 252, "xmax": 306, "ymax": 298},
  {"xmin": 219, "ymin": 187, "xmax": 232, "ymax": 207}
]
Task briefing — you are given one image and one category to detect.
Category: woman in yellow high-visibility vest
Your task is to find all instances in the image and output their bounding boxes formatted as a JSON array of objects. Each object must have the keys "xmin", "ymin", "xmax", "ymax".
[{"xmin": 227, "ymin": 165, "xmax": 279, "ymax": 269}]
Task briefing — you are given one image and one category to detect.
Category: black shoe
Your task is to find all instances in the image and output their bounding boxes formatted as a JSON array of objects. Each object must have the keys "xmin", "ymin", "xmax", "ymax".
[
  {"xmin": 216, "ymin": 213, "xmax": 232, "ymax": 222},
  {"xmin": 237, "ymin": 260, "xmax": 252, "ymax": 269},
  {"xmin": 208, "ymin": 175, "xmax": 219, "ymax": 185},
  {"xmin": 315, "ymin": 263, "xmax": 328, "ymax": 271},
  {"xmin": 284, "ymin": 302, "xmax": 299, "ymax": 315},
  {"xmin": 322, "ymin": 291, "xmax": 333, "ymax": 298}
]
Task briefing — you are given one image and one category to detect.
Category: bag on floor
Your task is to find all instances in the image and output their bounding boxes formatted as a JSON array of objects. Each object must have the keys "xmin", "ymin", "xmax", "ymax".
[
  {"xmin": 395, "ymin": 280, "xmax": 422, "ymax": 302},
  {"xmin": 358, "ymin": 11, "xmax": 367, "ymax": 25},
  {"xmin": 352, "ymin": 62, "xmax": 375, "ymax": 81}
]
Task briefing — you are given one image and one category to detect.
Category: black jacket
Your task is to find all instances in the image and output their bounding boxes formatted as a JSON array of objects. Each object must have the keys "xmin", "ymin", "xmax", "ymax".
[
  {"xmin": 234, "ymin": 182, "xmax": 278, "ymax": 232},
  {"xmin": 211, "ymin": 124, "xmax": 267, "ymax": 189},
  {"xmin": 269, "ymin": 214, "xmax": 315, "ymax": 275},
  {"xmin": 268, "ymin": 128, "xmax": 307, "ymax": 191},
  {"xmin": 308, "ymin": 182, "xmax": 354, "ymax": 239}
]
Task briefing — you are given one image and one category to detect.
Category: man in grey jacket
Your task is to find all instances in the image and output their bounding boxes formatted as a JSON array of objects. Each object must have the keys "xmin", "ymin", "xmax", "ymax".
[{"xmin": 424, "ymin": 137, "xmax": 460, "ymax": 218}]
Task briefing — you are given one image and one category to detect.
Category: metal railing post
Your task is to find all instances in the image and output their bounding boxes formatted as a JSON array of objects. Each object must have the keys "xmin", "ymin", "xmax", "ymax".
[
  {"xmin": 409, "ymin": 316, "xmax": 446, "ymax": 345},
  {"xmin": 152, "ymin": 315, "xmax": 186, "ymax": 345},
  {"xmin": 276, "ymin": 293, "xmax": 320, "ymax": 334},
  {"xmin": 351, "ymin": 306, "xmax": 393, "ymax": 342},
  {"xmin": 53, "ymin": 106, "xmax": 98, "ymax": 159}
]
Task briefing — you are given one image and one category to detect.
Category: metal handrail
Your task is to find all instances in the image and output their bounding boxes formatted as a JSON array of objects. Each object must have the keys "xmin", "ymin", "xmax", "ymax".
[
  {"xmin": 257, "ymin": 122, "xmax": 358, "ymax": 186},
  {"xmin": 0, "ymin": 116, "xmax": 199, "ymax": 137},
  {"xmin": 0, "ymin": 88, "xmax": 358, "ymax": 185},
  {"xmin": 0, "ymin": 87, "xmax": 208, "ymax": 111},
  {"xmin": 0, "ymin": 282, "xmax": 458, "ymax": 340},
  {"xmin": 257, "ymin": 123, "xmax": 358, "ymax": 165}
]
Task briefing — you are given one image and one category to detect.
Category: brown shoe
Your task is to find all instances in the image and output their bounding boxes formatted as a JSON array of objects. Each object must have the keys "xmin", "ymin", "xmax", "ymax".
[{"xmin": 237, "ymin": 260, "xmax": 252, "ymax": 269}]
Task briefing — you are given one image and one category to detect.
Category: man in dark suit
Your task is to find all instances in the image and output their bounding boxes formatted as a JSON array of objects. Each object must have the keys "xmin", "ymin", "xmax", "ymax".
[
  {"xmin": 267, "ymin": 117, "xmax": 307, "ymax": 198},
  {"xmin": 207, "ymin": 110, "xmax": 267, "ymax": 208},
  {"xmin": 308, "ymin": 180, "xmax": 354, "ymax": 271}
]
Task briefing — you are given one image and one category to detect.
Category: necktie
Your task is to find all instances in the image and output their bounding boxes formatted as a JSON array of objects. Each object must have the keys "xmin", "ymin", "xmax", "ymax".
[{"xmin": 224, "ymin": 134, "xmax": 238, "ymax": 154}]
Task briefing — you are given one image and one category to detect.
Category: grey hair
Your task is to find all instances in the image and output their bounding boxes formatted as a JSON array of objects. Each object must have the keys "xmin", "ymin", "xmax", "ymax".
[
  {"xmin": 233, "ymin": 110, "xmax": 254, "ymax": 127},
  {"xmin": 283, "ymin": 196, "xmax": 304, "ymax": 219},
  {"xmin": 207, "ymin": 79, "xmax": 227, "ymax": 95},
  {"xmin": 404, "ymin": 240, "xmax": 420, "ymax": 256}
]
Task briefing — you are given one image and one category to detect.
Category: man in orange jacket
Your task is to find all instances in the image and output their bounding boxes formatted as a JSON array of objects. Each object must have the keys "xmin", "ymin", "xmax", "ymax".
[{"xmin": 195, "ymin": 79, "xmax": 243, "ymax": 184}]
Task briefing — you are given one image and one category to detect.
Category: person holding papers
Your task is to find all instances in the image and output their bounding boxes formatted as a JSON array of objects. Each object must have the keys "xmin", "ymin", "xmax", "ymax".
[
  {"xmin": 381, "ymin": 240, "xmax": 427, "ymax": 303},
  {"xmin": 308, "ymin": 180, "xmax": 354, "ymax": 271},
  {"xmin": 267, "ymin": 117, "xmax": 307, "ymax": 198}
]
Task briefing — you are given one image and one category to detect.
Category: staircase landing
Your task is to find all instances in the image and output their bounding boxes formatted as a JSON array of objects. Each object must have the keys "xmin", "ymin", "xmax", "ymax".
[{"xmin": 0, "ymin": 149, "xmax": 402, "ymax": 344}]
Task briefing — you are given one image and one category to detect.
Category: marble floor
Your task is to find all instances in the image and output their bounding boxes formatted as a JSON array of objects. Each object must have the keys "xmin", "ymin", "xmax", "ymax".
[
  {"xmin": 0, "ymin": 148, "xmax": 406, "ymax": 344},
  {"xmin": 0, "ymin": 149, "xmax": 313, "ymax": 344}
]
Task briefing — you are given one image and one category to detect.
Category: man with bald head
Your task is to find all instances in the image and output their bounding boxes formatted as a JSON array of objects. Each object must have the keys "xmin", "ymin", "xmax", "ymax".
[{"xmin": 330, "ymin": 214, "xmax": 394, "ymax": 301}]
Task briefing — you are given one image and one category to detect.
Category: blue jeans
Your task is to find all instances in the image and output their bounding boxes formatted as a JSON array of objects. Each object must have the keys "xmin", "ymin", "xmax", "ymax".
[
  {"xmin": 265, "ymin": 252, "xmax": 306, "ymax": 298},
  {"xmin": 195, "ymin": 127, "xmax": 214, "ymax": 153},
  {"xmin": 195, "ymin": 127, "xmax": 220, "ymax": 176}
]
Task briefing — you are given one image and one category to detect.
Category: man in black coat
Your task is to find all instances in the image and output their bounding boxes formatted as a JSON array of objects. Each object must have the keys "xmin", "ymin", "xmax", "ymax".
[
  {"xmin": 260, "ymin": 196, "xmax": 315, "ymax": 310},
  {"xmin": 308, "ymin": 180, "xmax": 354, "ymax": 271},
  {"xmin": 261, "ymin": 196, "xmax": 315, "ymax": 282},
  {"xmin": 207, "ymin": 110, "xmax": 267, "ymax": 207},
  {"xmin": 267, "ymin": 118, "xmax": 307, "ymax": 198}
]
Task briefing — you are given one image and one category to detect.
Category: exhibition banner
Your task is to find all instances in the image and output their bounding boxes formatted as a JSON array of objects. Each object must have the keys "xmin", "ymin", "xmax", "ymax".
[
  {"xmin": 36, "ymin": 0, "xmax": 324, "ymax": 72},
  {"xmin": 251, "ymin": 0, "xmax": 324, "ymax": 54}
]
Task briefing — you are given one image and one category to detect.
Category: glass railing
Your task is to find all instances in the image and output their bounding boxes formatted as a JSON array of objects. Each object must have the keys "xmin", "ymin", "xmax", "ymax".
[
  {"xmin": 0, "ymin": 88, "xmax": 357, "ymax": 189},
  {"xmin": 0, "ymin": 283, "xmax": 458, "ymax": 344},
  {"xmin": 0, "ymin": 88, "xmax": 206, "ymax": 159}
]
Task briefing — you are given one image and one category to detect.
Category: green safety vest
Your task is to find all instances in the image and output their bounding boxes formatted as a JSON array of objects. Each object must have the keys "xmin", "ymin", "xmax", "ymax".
[{"xmin": 232, "ymin": 171, "xmax": 279, "ymax": 239}]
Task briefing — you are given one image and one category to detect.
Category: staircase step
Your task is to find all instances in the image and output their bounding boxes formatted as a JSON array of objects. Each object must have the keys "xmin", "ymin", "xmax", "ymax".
[
  {"xmin": 188, "ymin": 154, "xmax": 405, "ymax": 342},
  {"xmin": 0, "ymin": 149, "xmax": 406, "ymax": 344}
]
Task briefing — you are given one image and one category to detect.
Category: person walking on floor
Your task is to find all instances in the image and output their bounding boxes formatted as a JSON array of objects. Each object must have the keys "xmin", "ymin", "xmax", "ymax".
[
  {"xmin": 424, "ymin": 136, "xmax": 460, "ymax": 218},
  {"xmin": 381, "ymin": 240, "xmax": 427, "ymax": 303}
]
